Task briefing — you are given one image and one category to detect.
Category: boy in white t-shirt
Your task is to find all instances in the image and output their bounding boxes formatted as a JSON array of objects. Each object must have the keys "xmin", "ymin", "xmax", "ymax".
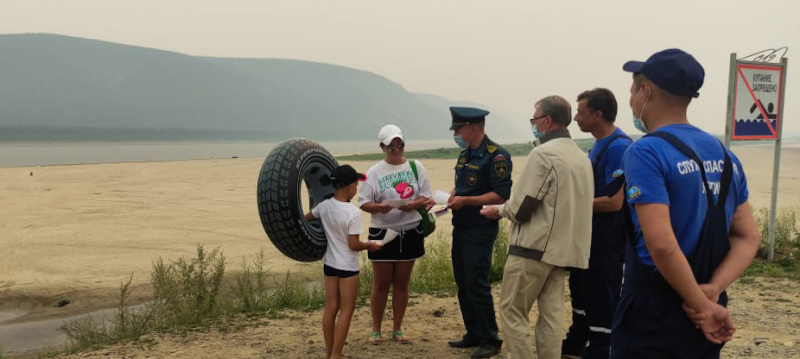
[{"xmin": 304, "ymin": 164, "xmax": 382, "ymax": 359}]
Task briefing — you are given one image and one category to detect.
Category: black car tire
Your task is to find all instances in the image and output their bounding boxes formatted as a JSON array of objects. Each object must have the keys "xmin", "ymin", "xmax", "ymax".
[{"xmin": 256, "ymin": 138, "xmax": 339, "ymax": 262}]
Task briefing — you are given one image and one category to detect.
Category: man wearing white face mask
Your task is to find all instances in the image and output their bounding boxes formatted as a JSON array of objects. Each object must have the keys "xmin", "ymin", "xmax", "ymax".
[
  {"xmin": 446, "ymin": 106, "xmax": 513, "ymax": 358},
  {"xmin": 612, "ymin": 48, "xmax": 760, "ymax": 358},
  {"xmin": 481, "ymin": 96, "xmax": 593, "ymax": 359}
]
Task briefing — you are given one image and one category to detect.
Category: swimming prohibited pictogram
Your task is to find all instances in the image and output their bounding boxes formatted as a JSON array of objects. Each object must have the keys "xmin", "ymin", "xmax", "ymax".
[
  {"xmin": 724, "ymin": 49, "xmax": 789, "ymax": 261},
  {"xmin": 731, "ymin": 62, "xmax": 784, "ymax": 140}
]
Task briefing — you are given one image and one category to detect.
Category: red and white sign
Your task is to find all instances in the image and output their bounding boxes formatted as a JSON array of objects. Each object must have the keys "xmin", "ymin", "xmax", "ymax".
[{"xmin": 731, "ymin": 63, "xmax": 784, "ymax": 140}]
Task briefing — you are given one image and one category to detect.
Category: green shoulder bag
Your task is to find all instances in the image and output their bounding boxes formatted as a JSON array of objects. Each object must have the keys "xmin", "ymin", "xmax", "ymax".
[{"xmin": 409, "ymin": 159, "xmax": 436, "ymax": 237}]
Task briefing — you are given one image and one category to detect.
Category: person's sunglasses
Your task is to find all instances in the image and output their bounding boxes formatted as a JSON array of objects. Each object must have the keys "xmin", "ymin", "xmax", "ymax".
[
  {"xmin": 529, "ymin": 115, "xmax": 548, "ymax": 125},
  {"xmin": 386, "ymin": 143, "xmax": 405, "ymax": 151}
]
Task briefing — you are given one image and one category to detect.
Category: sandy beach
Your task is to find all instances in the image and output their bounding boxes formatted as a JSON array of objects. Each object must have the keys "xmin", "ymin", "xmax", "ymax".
[{"xmin": 1, "ymin": 144, "xmax": 799, "ymax": 357}]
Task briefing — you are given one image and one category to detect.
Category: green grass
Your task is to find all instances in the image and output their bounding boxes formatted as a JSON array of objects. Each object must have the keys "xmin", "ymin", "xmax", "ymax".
[
  {"xmin": 410, "ymin": 232, "xmax": 459, "ymax": 294},
  {"xmin": 337, "ymin": 139, "xmax": 596, "ymax": 161},
  {"xmin": 58, "ymin": 224, "xmax": 512, "ymax": 354},
  {"xmin": 235, "ymin": 248, "xmax": 326, "ymax": 315},
  {"xmin": 743, "ymin": 258, "xmax": 800, "ymax": 280},
  {"xmin": 339, "ymin": 146, "xmax": 465, "ymax": 161},
  {"xmin": 150, "ymin": 245, "xmax": 228, "ymax": 329},
  {"xmin": 490, "ymin": 223, "xmax": 510, "ymax": 283},
  {"xmin": 53, "ymin": 204, "xmax": 798, "ymax": 356},
  {"xmin": 754, "ymin": 207, "xmax": 799, "ymax": 261},
  {"xmin": 59, "ymin": 276, "xmax": 156, "ymax": 351},
  {"xmin": 59, "ymin": 244, "xmax": 325, "ymax": 354},
  {"xmin": 741, "ymin": 207, "xmax": 799, "ymax": 280},
  {"xmin": 357, "ymin": 255, "xmax": 374, "ymax": 303},
  {"xmin": 358, "ymin": 223, "xmax": 509, "ymax": 297}
]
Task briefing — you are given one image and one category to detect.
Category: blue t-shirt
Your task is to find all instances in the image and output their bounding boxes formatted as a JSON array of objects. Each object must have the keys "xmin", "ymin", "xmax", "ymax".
[
  {"xmin": 623, "ymin": 124, "xmax": 749, "ymax": 267},
  {"xmin": 588, "ymin": 128, "xmax": 633, "ymax": 197}
]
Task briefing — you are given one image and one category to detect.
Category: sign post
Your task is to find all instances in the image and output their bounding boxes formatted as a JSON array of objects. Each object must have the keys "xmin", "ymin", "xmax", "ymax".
[
  {"xmin": 725, "ymin": 50, "xmax": 788, "ymax": 261},
  {"xmin": 724, "ymin": 53, "xmax": 736, "ymax": 149}
]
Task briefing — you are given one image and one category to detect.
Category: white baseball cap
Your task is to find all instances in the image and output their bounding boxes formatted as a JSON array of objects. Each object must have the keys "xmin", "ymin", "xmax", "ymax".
[{"xmin": 378, "ymin": 124, "xmax": 404, "ymax": 146}]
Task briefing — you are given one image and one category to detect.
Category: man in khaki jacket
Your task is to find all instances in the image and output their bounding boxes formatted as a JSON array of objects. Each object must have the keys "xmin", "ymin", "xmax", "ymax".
[{"xmin": 481, "ymin": 95, "xmax": 593, "ymax": 359}]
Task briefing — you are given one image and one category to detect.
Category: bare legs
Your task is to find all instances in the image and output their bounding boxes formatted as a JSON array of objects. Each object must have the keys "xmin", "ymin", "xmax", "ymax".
[
  {"xmin": 323, "ymin": 274, "xmax": 360, "ymax": 359},
  {"xmin": 371, "ymin": 261, "xmax": 416, "ymax": 338}
]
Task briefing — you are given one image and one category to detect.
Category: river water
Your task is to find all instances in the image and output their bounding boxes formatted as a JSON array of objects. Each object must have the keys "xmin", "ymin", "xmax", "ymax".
[
  {"xmin": 0, "ymin": 139, "xmax": 458, "ymax": 168},
  {"xmin": 0, "ymin": 306, "xmax": 133, "ymax": 354}
]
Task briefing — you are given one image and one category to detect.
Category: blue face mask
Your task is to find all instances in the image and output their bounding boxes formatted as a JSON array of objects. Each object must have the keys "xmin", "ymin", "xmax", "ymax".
[
  {"xmin": 454, "ymin": 135, "xmax": 468, "ymax": 149},
  {"xmin": 531, "ymin": 124, "xmax": 545, "ymax": 141},
  {"xmin": 632, "ymin": 115, "xmax": 649, "ymax": 133},
  {"xmin": 631, "ymin": 86, "xmax": 650, "ymax": 134}
]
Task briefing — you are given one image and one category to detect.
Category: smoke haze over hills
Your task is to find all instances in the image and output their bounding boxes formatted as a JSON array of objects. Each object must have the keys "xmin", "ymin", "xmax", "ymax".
[{"xmin": 0, "ymin": 34, "xmax": 528, "ymax": 143}]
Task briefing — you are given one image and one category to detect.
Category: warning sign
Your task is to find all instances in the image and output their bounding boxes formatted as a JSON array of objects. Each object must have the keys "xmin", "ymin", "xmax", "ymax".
[{"xmin": 731, "ymin": 63, "xmax": 784, "ymax": 140}]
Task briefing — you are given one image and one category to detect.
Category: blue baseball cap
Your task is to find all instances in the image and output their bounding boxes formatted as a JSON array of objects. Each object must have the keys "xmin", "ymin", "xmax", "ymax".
[
  {"xmin": 450, "ymin": 106, "xmax": 489, "ymax": 130},
  {"xmin": 622, "ymin": 48, "xmax": 705, "ymax": 98}
]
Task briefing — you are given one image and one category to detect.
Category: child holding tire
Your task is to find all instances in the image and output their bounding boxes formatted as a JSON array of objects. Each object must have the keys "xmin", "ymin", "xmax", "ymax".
[{"xmin": 304, "ymin": 164, "xmax": 382, "ymax": 359}]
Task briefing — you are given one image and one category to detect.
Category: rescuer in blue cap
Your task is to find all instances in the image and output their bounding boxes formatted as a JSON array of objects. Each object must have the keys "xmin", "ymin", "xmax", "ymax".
[
  {"xmin": 611, "ymin": 48, "xmax": 760, "ymax": 358},
  {"xmin": 446, "ymin": 106, "xmax": 512, "ymax": 358},
  {"xmin": 562, "ymin": 88, "xmax": 632, "ymax": 359}
]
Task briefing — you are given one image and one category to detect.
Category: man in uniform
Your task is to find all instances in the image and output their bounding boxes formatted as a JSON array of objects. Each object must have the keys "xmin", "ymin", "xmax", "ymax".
[
  {"xmin": 611, "ymin": 48, "xmax": 760, "ymax": 358},
  {"xmin": 562, "ymin": 88, "xmax": 632, "ymax": 359},
  {"xmin": 481, "ymin": 96, "xmax": 593, "ymax": 359},
  {"xmin": 446, "ymin": 106, "xmax": 512, "ymax": 358}
]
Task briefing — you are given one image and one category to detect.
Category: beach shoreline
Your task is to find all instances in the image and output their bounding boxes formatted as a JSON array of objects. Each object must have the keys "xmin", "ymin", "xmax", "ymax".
[{"xmin": 0, "ymin": 145, "xmax": 798, "ymax": 356}]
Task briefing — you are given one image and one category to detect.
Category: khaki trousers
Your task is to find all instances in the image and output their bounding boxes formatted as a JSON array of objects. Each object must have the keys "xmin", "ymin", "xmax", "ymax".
[{"xmin": 499, "ymin": 255, "xmax": 565, "ymax": 359}]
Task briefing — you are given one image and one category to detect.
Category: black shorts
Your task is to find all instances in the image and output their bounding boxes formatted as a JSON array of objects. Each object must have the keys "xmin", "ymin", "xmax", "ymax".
[
  {"xmin": 323, "ymin": 265, "xmax": 359, "ymax": 278},
  {"xmin": 367, "ymin": 226, "xmax": 425, "ymax": 261}
]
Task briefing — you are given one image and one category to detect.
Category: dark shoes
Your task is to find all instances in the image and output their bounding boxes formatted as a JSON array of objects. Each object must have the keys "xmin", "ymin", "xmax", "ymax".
[
  {"xmin": 471, "ymin": 342, "xmax": 502, "ymax": 358},
  {"xmin": 448, "ymin": 335, "xmax": 480, "ymax": 348},
  {"xmin": 449, "ymin": 335, "xmax": 501, "ymax": 358},
  {"xmin": 561, "ymin": 338, "xmax": 587, "ymax": 358}
]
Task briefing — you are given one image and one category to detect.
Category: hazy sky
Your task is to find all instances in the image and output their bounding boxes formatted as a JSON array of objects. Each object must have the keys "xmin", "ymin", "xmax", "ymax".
[{"xmin": 2, "ymin": 0, "xmax": 798, "ymax": 140}]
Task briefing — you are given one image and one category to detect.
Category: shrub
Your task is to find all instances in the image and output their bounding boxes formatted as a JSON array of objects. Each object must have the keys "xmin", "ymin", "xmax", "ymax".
[
  {"xmin": 744, "ymin": 207, "xmax": 800, "ymax": 280},
  {"xmin": 262, "ymin": 272, "xmax": 325, "ymax": 312},
  {"xmin": 61, "ymin": 244, "xmax": 329, "ymax": 352},
  {"xmin": 411, "ymin": 231, "xmax": 458, "ymax": 294},
  {"xmin": 150, "ymin": 245, "xmax": 228, "ymax": 328},
  {"xmin": 409, "ymin": 220, "xmax": 509, "ymax": 294},
  {"xmin": 60, "ymin": 275, "xmax": 153, "ymax": 350},
  {"xmin": 754, "ymin": 207, "xmax": 799, "ymax": 262},
  {"xmin": 57, "ymin": 223, "xmax": 515, "ymax": 355},
  {"xmin": 490, "ymin": 222, "xmax": 509, "ymax": 283},
  {"xmin": 233, "ymin": 248, "xmax": 271, "ymax": 313},
  {"xmin": 358, "ymin": 255, "xmax": 374, "ymax": 301}
]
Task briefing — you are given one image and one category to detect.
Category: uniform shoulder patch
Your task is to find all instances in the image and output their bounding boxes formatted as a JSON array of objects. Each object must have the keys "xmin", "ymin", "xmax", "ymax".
[
  {"xmin": 487, "ymin": 144, "xmax": 498, "ymax": 153},
  {"xmin": 627, "ymin": 186, "xmax": 641, "ymax": 200},
  {"xmin": 494, "ymin": 153, "xmax": 506, "ymax": 162},
  {"xmin": 495, "ymin": 161, "xmax": 508, "ymax": 178},
  {"xmin": 612, "ymin": 169, "xmax": 624, "ymax": 178}
]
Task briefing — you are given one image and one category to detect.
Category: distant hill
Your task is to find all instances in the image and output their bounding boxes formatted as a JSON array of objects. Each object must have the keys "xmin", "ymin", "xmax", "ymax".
[{"xmin": 0, "ymin": 33, "xmax": 526, "ymax": 142}]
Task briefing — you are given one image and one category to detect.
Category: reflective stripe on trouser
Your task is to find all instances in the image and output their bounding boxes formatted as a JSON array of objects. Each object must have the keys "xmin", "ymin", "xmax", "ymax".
[
  {"xmin": 610, "ymin": 202, "xmax": 729, "ymax": 358},
  {"xmin": 452, "ymin": 224, "xmax": 500, "ymax": 344},
  {"xmin": 566, "ymin": 212, "xmax": 625, "ymax": 359},
  {"xmin": 611, "ymin": 132, "xmax": 733, "ymax": 358},
  {"xmin": 610, "ymin": 271, "xmax": 726, "ymax": 358},
  {"xmin": 499, "ymin": 255, "xmax": 564, "ymax": 359}
]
